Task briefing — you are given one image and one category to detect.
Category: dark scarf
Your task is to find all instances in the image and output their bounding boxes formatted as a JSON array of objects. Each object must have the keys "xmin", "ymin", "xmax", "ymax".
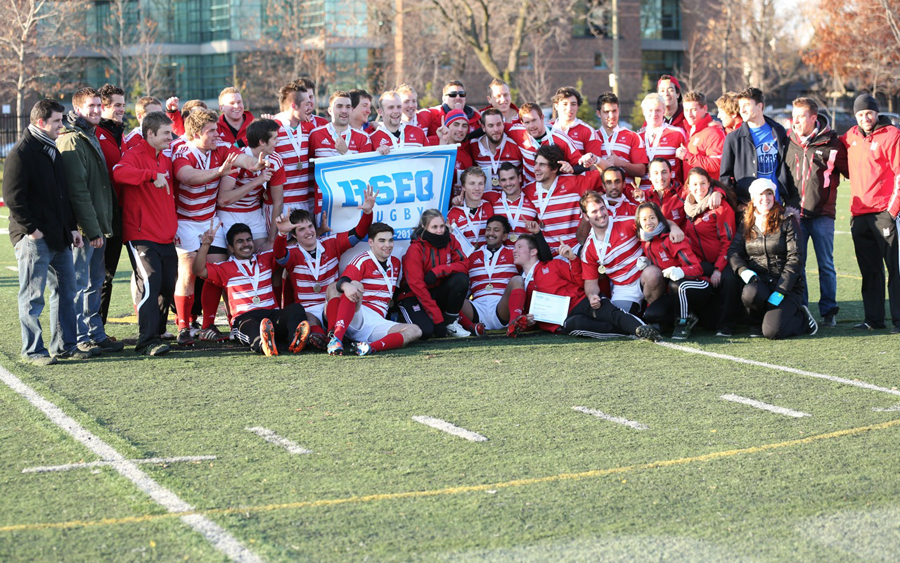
[{"xmin": 422, "ymin": 229, "xmax": 451, "ymax": 249}]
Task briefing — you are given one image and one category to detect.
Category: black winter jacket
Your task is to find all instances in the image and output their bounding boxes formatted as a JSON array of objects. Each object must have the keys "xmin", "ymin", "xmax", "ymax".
[
  {"xmin": 785, "ymin": 114, "xmax": 849, "ymax": 219},
  {"xmin": 2, "ymin": 128, "xmax": 77, "ymax": 250},
  {"xmin": 720, "ymin": 116, "xmax": 799, "ymax": 208},
  {"xmin": 727, "ymin": 216, "xmax": 804, "ymax": 296}
]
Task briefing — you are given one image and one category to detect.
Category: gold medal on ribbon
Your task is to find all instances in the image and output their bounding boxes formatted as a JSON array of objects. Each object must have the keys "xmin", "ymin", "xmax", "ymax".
[
  {"xmin": 485, "ymin": 283, "xmax": 494, "ymax": 292},
  {"xmin": 509, "ymin": 233, "xmax": 519, "ymax": 242},
  {"xmin": 492, "ymin": 176, "xmax": 500, "ymax": 187},
  {"xmin": 598, "ymin": 264, "xmax": 606, "ymax": 275},
  {"xmin": 313, "ymin": 282, "xmax": 322, "ymax": 293},
  {"xmin": 252, "ymin": 295, "xmax": 261, "ymax": 305}
]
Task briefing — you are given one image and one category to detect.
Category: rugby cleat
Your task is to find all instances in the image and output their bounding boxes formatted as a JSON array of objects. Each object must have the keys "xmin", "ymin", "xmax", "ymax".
[
  {"xmin": 176, "ymin": 327, "xmax": 195, "ymax": 346},
  {"xmin": 507, "ymin": 314, "xmax": 529, "ymax": 337},
  {"xmin": 352, "ymin": 341, "xmax": 372, "ymax": 356},
  {"xmin": 635, "ymin": 324, "xmax": 663, "ymax": 342},
  {"xmin": 289, "ymin": 321, "xmax": 311, "ymax": 353},
  {"xmin": 259, "ymin": 318, "xmax": 278, "ymax": 356},
  {"xmin": 327, "ymin": 335, "xmax": 344, "ymax": 356},
  {"xmin": 307, "ymin": 331, "xmax": 329, "ymax": 351},
  {"xmin": 473, "ymin": 322, "xmax": 486, "ymax": 337},
  {"xmin": 198, "ymin": 327, "xmax": 229, "ymax": 342}
]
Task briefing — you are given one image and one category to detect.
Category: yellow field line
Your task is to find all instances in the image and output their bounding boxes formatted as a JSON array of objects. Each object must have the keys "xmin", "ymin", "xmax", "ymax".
[{"xmin": 2, "ymin": 417, "xmax": 899, "ymax": 534}]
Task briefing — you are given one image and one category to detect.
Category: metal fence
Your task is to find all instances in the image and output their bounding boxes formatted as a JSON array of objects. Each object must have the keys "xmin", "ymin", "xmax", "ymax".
[{"xmin": 0, "ymin": 113, "xmax": 21, "ymax": 159}]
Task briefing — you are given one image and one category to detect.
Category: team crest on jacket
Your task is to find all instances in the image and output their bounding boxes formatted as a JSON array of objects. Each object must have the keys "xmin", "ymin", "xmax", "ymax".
[
  {"xmin": 542, "ymin": 267, "xmax": 550, "ymax": 274},
  {"xmin": 702, "ymin": 214, "xmax": 711, "ymax": 222},
  {"xmin": 660, "ymin": 251, "xmax": 668, "ymax": 260}
]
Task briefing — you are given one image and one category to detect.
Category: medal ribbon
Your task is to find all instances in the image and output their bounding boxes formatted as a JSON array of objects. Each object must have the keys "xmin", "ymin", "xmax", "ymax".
[
  {"xmin": 501, "ymin": 192, "xmax": 525, "ymax": 231},
  {"xmin": 482, "ymin": 246, "xmax": 502, "ymax": 281},
  {"xmin": 534, "ymin": 178, "xmax": 558, "ymax": 218},
  {"xmin": 298, "ymin": 241, "xmax": 325, "ymax": 282},
  {"xmin": 367, "ymin": 250, "xmax": 395, "ymax": 296},
  {"xmin": 599, "ymin": 126, "xmax": 621, "ymax": 157},
  {"xmin": 590, "ymin": 226, "xmax": 613, "ymax": 269},
  {"xmin": 235, "ymin": 258, "xmax": 261, "ymax": 302}
]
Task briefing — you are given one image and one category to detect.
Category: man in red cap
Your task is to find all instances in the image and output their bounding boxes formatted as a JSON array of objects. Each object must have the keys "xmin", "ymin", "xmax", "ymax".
[{"xmin": 418, "ymin": 80, "xmax": 481, "ymax": 136}]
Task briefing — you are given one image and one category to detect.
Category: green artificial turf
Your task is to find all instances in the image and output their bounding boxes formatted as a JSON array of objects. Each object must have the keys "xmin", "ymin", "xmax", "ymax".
[{"xmin": 0, "ymin": 187, "xmax": 898, "ymax": 562}]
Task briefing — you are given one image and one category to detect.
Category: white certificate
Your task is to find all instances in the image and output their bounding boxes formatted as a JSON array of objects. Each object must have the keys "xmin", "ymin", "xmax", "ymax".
[
  {"xmin": 529, "ymin": 291, "xmax": 570, "ymax": 326},
  {"xmin": 450, "ymin": 223, "xmax": 476, "ymax": 257}
]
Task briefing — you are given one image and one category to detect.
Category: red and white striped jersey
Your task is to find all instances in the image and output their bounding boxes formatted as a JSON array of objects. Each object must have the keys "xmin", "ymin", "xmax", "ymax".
[
  {"xmin": 523, "ymin": 169, "xmax": 602, "ymax": 252},
  {"xmin": 368, "ymin": 123, "xmax": 427, "ymax": 151},
  {"xmin": 506, "ymin": 126, "xmax": 583, "ymax": 184},
  {"xmin": 483, "ymin": 191, "xmax": 538, "ymax": 244},
  {"xmin": 205, "ymin": 251, "xmax": 277, "ymax": 317},
  {"xmin": 602, "ymin": 195, "xmax": 639, "ymax": 223},
  {"xmin": 580, "ymin": 222, "xmax": 643, "ymax": 286},
  {"xmin": 123, "ymin": 126, "xmax": 144, "ymax": 152},
  {"xmin": 551, "ymin": 118, "xmax": 596, "ymax": 153},
  {"xmin": 276, "ymin": 231, "xmax": 354, "ymax": 309},
  {"xmin": 593, "ymin": 126, "xmax": 648, "ymax": 166},
  {"xmin": 272, "ymin": 114, "xmax": 314, "ymax": 208},
  {"xmin": 166, "ymin": 135, "xmax": 188, "ymax": 158},
  {"xmin": 466, "ymin": 245, "xmax": 518, "ymax": 299},
  {"xmin": 447, "ymin": 200, "xmax": 495, "ymax": 248},
  {"xmin": 343, "ymin": 251, "xmax": 402, "ymax": 317},
  {"xmin": 219, "ymin": 149, "xmax": 286, "ymax": 213},
  {"xmin": 468, "ymin": 136, "xmax": 522, "ymax": 192},
  {"xmin": 453, "ymin": 144, "xmax": 474, "ymax": 186},
  {"xmin": 639, "ymin": 124, "xmax": 686, "ymax": 188},
  {"xmin": 171, "ymin": 142, "xmax": 240, "ymax": 222},
  {"xmin": 310, "ymin": 115, "xmax": 329, "ymax": 129}
]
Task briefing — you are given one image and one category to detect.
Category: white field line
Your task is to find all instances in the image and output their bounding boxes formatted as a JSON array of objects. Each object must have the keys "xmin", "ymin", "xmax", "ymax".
[
  {"xmin": 245, "ymin": 427, "xmax": 312, "ymax": 454},
  {"xmin": 412, "ymin": 416, "xmax": 488, "ymax": 442},
  {"xmin": 721, "ymin": 394, "xmax": 811, "ymax": 418},
  {"xmin": 0, "ymin": 366, "xmax": 262, "ymax": 563},
  {"xmin": 6, "ymin": 266, "xmax": 17, "ymax": 272},
  {"xmin": 873, "ymin": 404, "xmax": 900, "ymax": 412},
  {"xmin": 572, "ymin": 406, "xmax": 649, "ymax": 430},
  {"xmin": 657, "ymin": 342, "xmax": 900, "ymax": 397},
  {"xmin": 23, "ymin": 455, "xmax": 217, "ymax": 474}
]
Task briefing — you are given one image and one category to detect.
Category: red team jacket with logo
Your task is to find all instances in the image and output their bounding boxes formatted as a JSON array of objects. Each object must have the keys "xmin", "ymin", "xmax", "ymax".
[
  {"xmin": 112, "ymin": 138, "xmax": 177, "ymax": 244},
  {"xmin": 640, "ymin": 233, "xmax": 706, "ymax": 280},
  {"xmin": 683, "ymin": 202, "xmax": 736, "ymax": 272},
  {"xmin": 683, "ymin": 114, "xmax": 726, "ymax": 179},
  {"xmin": 205, "ymin": 251, "xmax": 278, "ymax": 316},
  {"xmin": 217, "ymin": 112, "xmax": 254, "ymax": 148},
  {"xmin": 841, "ymin": 119, "xmax": 900, "ymax": 217},
  {"xmin": 398, "ymin": 236, "xmax": 468, "ymax": 323},
  {"xmin": 524, "ymin": 257, "xmax": 585, "ymax": 333},
  {"xmin": 417, "ymin": 105, "xmax": 482, "ymax": 136}
]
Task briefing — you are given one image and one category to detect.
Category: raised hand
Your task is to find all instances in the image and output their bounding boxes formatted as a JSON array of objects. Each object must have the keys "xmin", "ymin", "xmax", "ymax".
[
  {"xmin": 199, "ymin": 217, "xmax": 221, "ymax": 246},
  {"xmin": 557, "ymin": 242, "xmax": 576, "ymax": 261},
  {"xmin": 165, "ymin": 97, "xmax": 179, "ymax": 112},
  {"xmin": 360, "ymin": 184, "xmax": 378, "ymax": 214},
  {"xmin": 524, "ymin": 220, "xmax": 542, "ymax": 234},
  {"xmin": 559, "ymin": 161, "xmax": 574, "ymax": 174},
  {"xmin": 217, "ymin": 153, "xmax": 238, "ymax": 177},
  {"xmin": 335, "ymin": 134, "xmax": 349, "ymax": 155},
  {"xmin": 275, "ymin": 212, "xmax": 296, "ymax": 234},
  {"xmin": 316, "ymin": 211, "xmax": 332, "ymax": 236}
]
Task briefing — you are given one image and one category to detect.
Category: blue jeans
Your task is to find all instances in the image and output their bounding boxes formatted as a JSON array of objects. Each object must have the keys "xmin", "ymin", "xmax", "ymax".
[
  {"xmin": 14, "ymin": 236, "xmax": 78, "ymax": 358},
  {"xmin": 798, "ymin": 215, "xmax": 837, "ymax": 317},
  {"xmin": 73, "ymin": 237, "xmax": 108, "ymax": 344}
]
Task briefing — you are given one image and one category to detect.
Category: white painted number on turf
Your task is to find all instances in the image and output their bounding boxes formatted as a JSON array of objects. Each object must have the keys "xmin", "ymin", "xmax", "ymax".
[
  {"xmin": 412, "ymin": 416, "xmax": 488, "ymax": 442},
  {"xmin": 245, "ymin": 426, "xmax": 313, "ymax": 454},
  {"xmin": 721, "ymin": 394, "xmax": 811, "ymax": 418},
  {"xmin": 572, "ymin": 406, "xmax": 649, "ymax": 430}
]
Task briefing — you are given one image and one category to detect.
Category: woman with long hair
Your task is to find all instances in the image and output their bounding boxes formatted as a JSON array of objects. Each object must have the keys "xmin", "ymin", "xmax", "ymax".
[
  {"xmin": 726, "ymin": 179, "xmax": 818, "ymax": 339},
  {"xmin": 396, "ymin": 209, "xmax": 473, "ymax": 339}
]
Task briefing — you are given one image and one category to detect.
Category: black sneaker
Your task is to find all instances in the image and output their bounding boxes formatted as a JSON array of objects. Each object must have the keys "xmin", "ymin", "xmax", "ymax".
[
  {"xmin": 715, "ymin": 326, "xmax": 734, "ymax": 337},
  {"xmin": 671, "ymin": 314, "xmax": 698, "ymax": 340},
  {"xmin": 95, "ymin": 338, "xmax": 125, "ymax": 352},
  {"xmin": 177, "ymin": 327, "xmax": 195, "ymax": 346},
  {"xmin": 147, "ymin": 342, "xmax": 171, "ymax": 356},
  {"xmin": 892, "ymin": 324, "xmax": 900, "ymax": 335},
  {"xmin": 749, "ymin": 325, "xmax": 764, "ymax": 338},
  {"xmin": 821, "ymin": 313, "xmax": 836, "ymax": 328},
  {"xmin": 635, "ymin": 325, "xmax": 662, "ymax": 342}
]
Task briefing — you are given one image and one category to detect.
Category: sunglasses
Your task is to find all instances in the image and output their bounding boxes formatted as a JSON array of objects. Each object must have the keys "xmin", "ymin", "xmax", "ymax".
[{"xmin": 446, "ymin": 91, "xmax": 466, "ymax": 98}]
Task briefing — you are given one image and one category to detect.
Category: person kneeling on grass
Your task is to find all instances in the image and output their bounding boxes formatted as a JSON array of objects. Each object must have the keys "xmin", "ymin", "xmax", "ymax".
[
  {"xmin": 725, "ymin": 178, "xmax": 818, "ymax": 339},
  {"xmin": 325, "ymin": 222, "xmax": 422, "ymax": 356},
  {"xmin": 193, "ymin": 221, "xmax": 311, "ymax": 355},
  {"xmin": 637, "ymin": 201, "xmax": 711, "ymax": 340},
  {"xmin": 512, "ymin": 230, "xmax": 661, "ymax": 341}
]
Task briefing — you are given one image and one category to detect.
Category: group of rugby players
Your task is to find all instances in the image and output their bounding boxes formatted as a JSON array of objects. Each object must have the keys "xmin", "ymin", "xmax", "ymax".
[{"xmin": 63, "ymin": 72, "xmax": 898, "ymax": 358}]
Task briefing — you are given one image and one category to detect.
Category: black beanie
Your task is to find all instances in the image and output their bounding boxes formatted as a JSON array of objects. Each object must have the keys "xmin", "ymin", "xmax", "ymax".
[{"xmin": 853, "ymin": 94, "xmax": 879, "ymax": 114}]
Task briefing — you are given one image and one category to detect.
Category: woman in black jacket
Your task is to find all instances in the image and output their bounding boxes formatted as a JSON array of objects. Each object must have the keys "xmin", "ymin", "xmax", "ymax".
[{"xmin": 726, "ymin": 178, "xmax": 818, "ymax": 339}]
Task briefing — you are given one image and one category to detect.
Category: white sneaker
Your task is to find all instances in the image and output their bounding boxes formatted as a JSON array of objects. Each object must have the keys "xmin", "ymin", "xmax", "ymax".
[{"xmin": 445, "ymin": 319, "xmax": 472, "ymax": 338}]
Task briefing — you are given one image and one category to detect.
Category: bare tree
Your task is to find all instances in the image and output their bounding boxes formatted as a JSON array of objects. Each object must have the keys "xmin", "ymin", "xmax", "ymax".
[
  {"xmin": 130, "ymin": 17, "xmax": 168, "ymax": 97},
  {"xmin": 0, "ymin": 0, "xmax": 90, "ymax": 130}
]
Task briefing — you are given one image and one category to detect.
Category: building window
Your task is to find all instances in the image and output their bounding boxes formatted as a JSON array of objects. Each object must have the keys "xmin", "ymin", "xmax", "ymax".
[
  {"xmin": 573, "ymin": 0, "xmax": 610, "ymax": 38},
  {"xmin": 641, "ymin": 50, "xmax": 682, "ymax": 78},
  {"xmin": 594, "ymin": 52, "xmax": 609, "ymax": 70},
  {"xmin": 641, "ymin": 0, "xmax": 681, "ymax": 41}
]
